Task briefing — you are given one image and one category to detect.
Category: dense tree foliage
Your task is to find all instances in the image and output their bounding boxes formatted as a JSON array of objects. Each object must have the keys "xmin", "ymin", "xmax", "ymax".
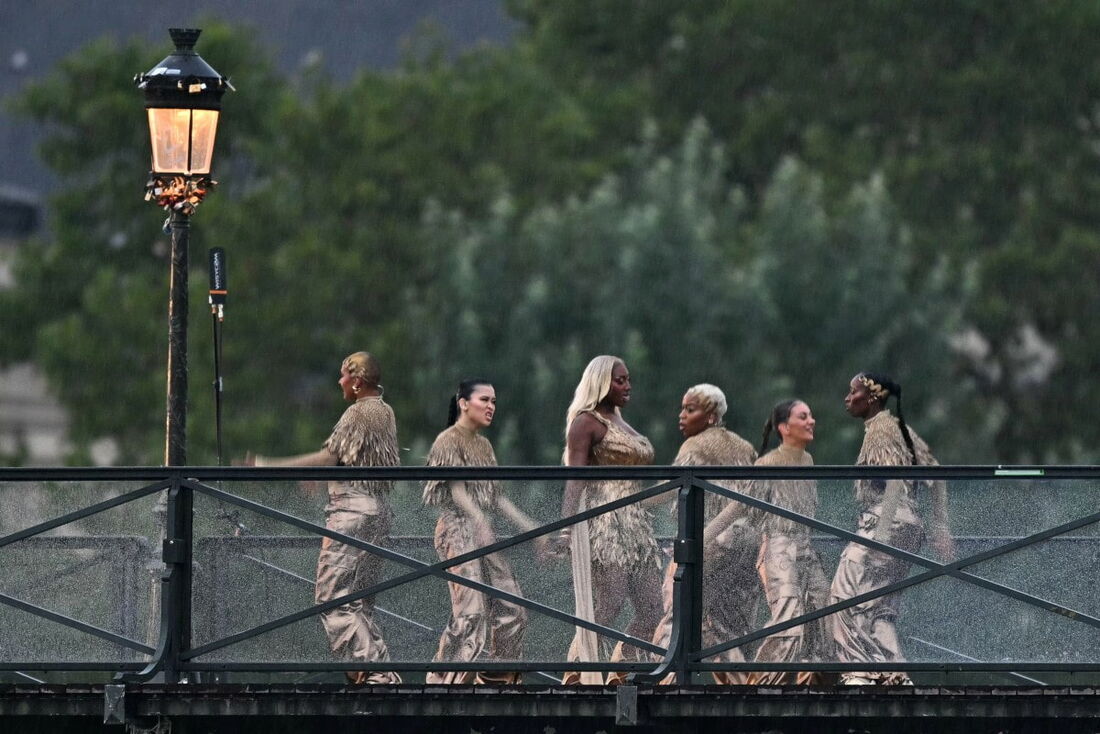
[
  {"xmin": 414, "ymin": 123, "xmax": 968, "ymax": 464},
  {"xmin": 508, "ymin": 0, "xmax": 1100, "ymax": 460},
  {"xmin": 3, "ymin": 5, "xmax": 1098, "ymax": 465}
]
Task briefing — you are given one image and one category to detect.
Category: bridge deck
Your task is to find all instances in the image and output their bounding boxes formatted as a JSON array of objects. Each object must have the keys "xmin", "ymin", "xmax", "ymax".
[{"xmin": 5, "ymin": 684, "xmax": 1100, "ymax": 732}]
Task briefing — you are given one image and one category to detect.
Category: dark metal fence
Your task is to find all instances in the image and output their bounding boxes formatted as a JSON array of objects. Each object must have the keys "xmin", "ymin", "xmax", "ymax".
[{"xmin": 0, "ymin": 465, "xmax": 1098, "ymax": 683}]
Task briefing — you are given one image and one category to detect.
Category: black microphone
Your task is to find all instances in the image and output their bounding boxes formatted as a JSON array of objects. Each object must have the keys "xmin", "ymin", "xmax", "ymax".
[{"xmin": 208, "ymin": 247, "xmax": 227, "ymax": 317}]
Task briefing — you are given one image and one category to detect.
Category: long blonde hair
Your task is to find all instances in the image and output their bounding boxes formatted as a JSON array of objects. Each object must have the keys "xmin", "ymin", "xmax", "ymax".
[{"xmin": 564, "ymin": 355, "xmax": 623, "ymax": 437}]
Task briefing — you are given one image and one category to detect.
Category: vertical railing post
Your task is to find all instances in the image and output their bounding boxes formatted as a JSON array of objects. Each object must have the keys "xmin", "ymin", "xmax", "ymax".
[
  {"xmin": 159, "ymin": 472, "xmax": 193, "ymax": 682},
  {"xmin": 637, "ymin": 471, "xmax": 705, "ymax": 683},
  {"xmin": 673, "ymin": 469, "xmax": 705, "ymax": 683}
]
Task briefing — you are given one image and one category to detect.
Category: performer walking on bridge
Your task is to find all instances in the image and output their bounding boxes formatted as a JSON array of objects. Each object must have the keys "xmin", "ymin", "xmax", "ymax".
[
  {"xmin": 246, "ymin": 351, "xmax": 400, "ymax": 685},
  {"xmin": 558, "ymin": 356, "xmax": 660, "ymax": 685},
  {"xmin": 423, "ymin": 378, "xmax": 547, "ymax": 684},
  {"xmin": 829, "ymin": 372, "xmax": 955, "ymax": 685},
  {"xmin": 649, "ymin": 383, "xmax": 761, "ymax": 684},
  {"xmin": 743, "ymin": 399, "xmax": 831, "ymax": 685}
]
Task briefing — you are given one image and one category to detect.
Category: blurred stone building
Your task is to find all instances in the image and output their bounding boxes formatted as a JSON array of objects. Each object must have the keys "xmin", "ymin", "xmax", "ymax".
[{"xmin": 0, "ymin": 186, "xmax": 68, "ymax": 464}]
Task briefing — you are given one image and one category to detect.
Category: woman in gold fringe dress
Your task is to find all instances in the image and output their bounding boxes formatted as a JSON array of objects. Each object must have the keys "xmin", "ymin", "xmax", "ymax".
[
  {"xmin": 744, "ymin": 399, "xmax": 831, "ymax": 685},
  {"xmin": 649, "ymin": 383, "xmax": 761, "ymax": 684},
  {"xmin": 558, "ymin": 356, "xmax": 659, "ymax": 685},
  {"xmin": 423, "ymin": 378, "xmax": 547, "ymax": 684},
  {"xmin": 829, "ymin": 372, "xmax": 954, "ymax": 685},
  {"xmin": 246, "ymin": 351, "xmax": 400, "ymax": 685}
]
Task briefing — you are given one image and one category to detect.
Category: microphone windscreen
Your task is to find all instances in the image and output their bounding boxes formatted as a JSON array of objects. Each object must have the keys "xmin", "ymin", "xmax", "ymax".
[{"xmin": 208, "ymin": 247, "xmax": 227, "ymax": 305}]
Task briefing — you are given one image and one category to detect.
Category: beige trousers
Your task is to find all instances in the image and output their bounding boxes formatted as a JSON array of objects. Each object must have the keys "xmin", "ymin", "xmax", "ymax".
[
  {"xmin": 427, "ymin": 513, "xmax": 526, "ymax": 684},
  {"xmin": 749, "ymin": 532, "xmax": 832, "ymax": 685},
  {"xmin": 829, "ymin": 503, "xmax": 925, "ymax": 685},
  {"xmin": 315, "ymin": 507, "xmax": 399, "ymax": 684}
]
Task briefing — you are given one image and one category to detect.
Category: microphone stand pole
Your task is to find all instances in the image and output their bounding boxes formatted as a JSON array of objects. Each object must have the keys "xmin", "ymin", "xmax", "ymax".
[
  {"xmin": 207, "ymin": 286, "xmax": 226, "ymax": 684},
  {"xmin": 210, "ymin": 303, "xmax": 225, "ymax": 467}
]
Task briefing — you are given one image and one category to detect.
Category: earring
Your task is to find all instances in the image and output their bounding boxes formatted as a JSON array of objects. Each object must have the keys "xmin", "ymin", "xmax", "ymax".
[{"xmin": 353, "ymin": 384, "xmax": 361, "ymax": 395}]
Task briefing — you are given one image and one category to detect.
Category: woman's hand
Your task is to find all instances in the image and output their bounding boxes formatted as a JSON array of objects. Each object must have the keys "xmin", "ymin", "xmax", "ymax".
[
  {"xmin": 545, "ymin": 527, "xmax": 572, "ymax": 559},
  {"xmin": 533, "ymin": 534, "xmax": 552, "ymax": 563},
  {"xmin": 931, "ymin": 531, "xmax": 956, "ymax": 562},
  {"xmin": 473, "ymin": 521, "xmax": 496, "ymax": 549}
]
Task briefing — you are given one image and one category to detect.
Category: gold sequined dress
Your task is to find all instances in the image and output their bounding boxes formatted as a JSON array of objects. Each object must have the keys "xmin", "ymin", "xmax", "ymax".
[
  {"xmin": 423, "ymin": 424, "xmax": 525, "ymax": 684},
  {"xmin": 749, "ymin": 444, "xmax": 832, "ymax": 685},
  {"xmin": 829, "ymin": 410, "xmax": 939, "ymax": 684},
  {"xmin": 651, "ymin": 426, "xmax": 761, "ymax": 684},
  {"xmin": 565, "ymin": 410, "xmax": 656, "ymax": 680},
  {"xmin": 316, "ymin": 396, "xmax": 400, "ymax": 684},
  {"xmin": 584, "ymin": 413, "xmax": 659, "ymax": 572}
]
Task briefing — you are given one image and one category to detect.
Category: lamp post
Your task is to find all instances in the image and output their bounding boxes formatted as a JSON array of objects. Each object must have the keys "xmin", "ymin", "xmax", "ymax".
[
  {"xmin": 136, "ymin": 27, "xmax": 231, "ymax": 466},
  {"xmin": 133, "ymin": 28, "xmax": 230, "ymax": 682}
]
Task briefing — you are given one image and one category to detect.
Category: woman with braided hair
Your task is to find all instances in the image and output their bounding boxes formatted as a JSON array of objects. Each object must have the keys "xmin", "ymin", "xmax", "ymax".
[{"xmin": 829, "ymin": 372, "xmax": 955, "ymax": 685}]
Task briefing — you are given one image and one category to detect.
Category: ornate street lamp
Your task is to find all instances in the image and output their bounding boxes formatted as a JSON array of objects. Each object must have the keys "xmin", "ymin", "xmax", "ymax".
[
  {"xmin": 134, "ymin": 29, "xmax": 231, "ymax": 682},
  {"xmin": 136, "ymin": 28, "xmax": 232, "ymax": 466}
]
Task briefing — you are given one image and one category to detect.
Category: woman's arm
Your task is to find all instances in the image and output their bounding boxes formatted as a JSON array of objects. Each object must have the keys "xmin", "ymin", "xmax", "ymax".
[
  {"xmin": 701, "ymin": 489, "xmax": 751, "ymax": 545},
  {"xmin": 929, "ymin": 480, "xmax": 955, "ymax": 560},
  {"xmin": 251, "ymin": 449, "xmax": 339, "ymax": 467},
  {"xmin": 495, "ymin": 494, "xmax": 537, "ymax": 533},
  {"xmin": 450, "ymin": 482, "xmax": 496, "ymax": 548},
  {"xmin": 550, "ymin": 414, "xmax": 607, "ymax": 554},
  {"xmin": 561, "ymin": 413, "xmax": 605, "ymax": 518},
  {"xmin": 496, "ymin": 494, "xmax": 551, "ymax": 558}
]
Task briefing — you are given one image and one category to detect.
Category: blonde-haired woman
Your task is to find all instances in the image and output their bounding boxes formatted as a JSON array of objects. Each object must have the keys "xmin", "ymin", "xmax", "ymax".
[
  {"xmin": 245, "ymin": 351, "xmax": 399, "ymax": 685},
  {"xmin": 649, "ymin": 383, "xmax": 761, "ymax": 684},
  {"xmin": 558, "ymin": 355, "xmax": 658, "ymax": 685}
]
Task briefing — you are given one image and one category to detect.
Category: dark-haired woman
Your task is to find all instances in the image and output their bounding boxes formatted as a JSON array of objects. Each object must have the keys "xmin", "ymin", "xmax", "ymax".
[
  {"xmin": 423, "ymin": 379, "xmax": 546, "ymax": 684},
  {"xmin": 747, "ymin": 400, "xmax": 831, "ymax": 685},
  {"xmin": 829, "ymin": 373, "xmax": 954, "ymax": 686},
  {"xmin": 246, "ymin": 351, "xmax": 399, "ymax": 685}
]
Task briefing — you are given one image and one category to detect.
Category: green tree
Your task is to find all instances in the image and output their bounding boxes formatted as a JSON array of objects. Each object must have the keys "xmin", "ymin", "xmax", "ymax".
[
  {"xmin": 414, "ymin": 121, "xmax": 970, "ymax": 465},
  {"xmin": 8, "ymin": 4, "xmax": 1093, "ymax": 466},
  {"xmin": 509, "ymin": 0, "xmax": 1100, "ymax": 460},
  {"xmin": 1, "ymin": 24, "xmax": 285, "ymax": 462},
  {"xmin": 1, "ymin": 21, "xmax": 614, "ymax": 464}
]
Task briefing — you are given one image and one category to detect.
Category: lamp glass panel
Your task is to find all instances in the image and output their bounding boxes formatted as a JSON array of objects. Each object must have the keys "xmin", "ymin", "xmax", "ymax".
[
  {"xmin": 147, "ymin": 108, "xmax": 220, "ymax": 175},
  {"xmin": 187, "ymin": 109, "xmax": 219, "ymax": 175}
]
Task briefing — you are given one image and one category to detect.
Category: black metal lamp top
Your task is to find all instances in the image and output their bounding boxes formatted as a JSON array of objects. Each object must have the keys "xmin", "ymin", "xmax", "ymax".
[{"xmin": 135, "ymin": 28, "xmax": 231, "ymax": 111}]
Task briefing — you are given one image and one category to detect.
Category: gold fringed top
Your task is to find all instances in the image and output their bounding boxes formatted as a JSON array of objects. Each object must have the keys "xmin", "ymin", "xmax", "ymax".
[
  {"xmin": 751, "ymin": 444, "xmax": 816, "ymax": 537},
  {"xmin": 581, "ymin": 410, "xmax": 659, "ymax": 570},
  {"xmin": 856, "ymin": 410, "xmax": 938, "ymax": 508},
  {"xmin": 322, "ymin": 396, "xmax": 399, "ymax": 501},
  {"xmin": 422, "ymin": 423, "xmax": 500, "ymax": 510},
  {"xmin": 673, "ymin": 426, "xmax": 757, "ymax": 523}
]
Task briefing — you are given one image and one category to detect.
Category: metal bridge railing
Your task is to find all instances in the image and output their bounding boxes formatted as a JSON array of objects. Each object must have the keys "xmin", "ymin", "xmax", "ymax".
[{"xmin": 0, "ymin": 465, "xmax": 1097, "ymax": 683}]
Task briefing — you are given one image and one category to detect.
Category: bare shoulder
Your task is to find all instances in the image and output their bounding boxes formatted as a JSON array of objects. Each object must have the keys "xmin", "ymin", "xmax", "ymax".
[{"xmin": 567, "ymin": 411, "xmax": 608, "ymax": 446}]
